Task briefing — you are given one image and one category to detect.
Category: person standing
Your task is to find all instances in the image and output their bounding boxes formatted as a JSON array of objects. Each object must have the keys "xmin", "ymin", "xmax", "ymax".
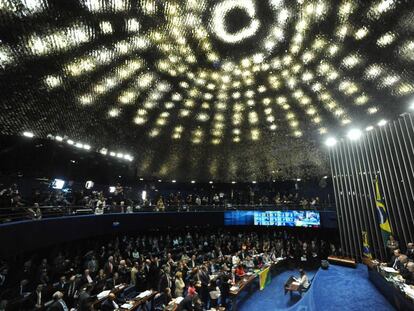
[{"xmin": 174, "ymin": 271, "xmax": 185, "ymax": 297}]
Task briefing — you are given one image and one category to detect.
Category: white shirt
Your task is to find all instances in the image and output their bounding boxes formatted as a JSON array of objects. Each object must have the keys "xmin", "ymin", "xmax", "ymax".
[{"xmin": 300, "ymin": 275, "xmax": 309, "ymax": 289}]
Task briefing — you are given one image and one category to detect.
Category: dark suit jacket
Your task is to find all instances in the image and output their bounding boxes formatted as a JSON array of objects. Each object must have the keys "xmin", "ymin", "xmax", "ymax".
[
  {"xmin": 158, "ymin": 274, "xmax": 172, "ymax": 292},
  {"xmin": 101, "ymin": 299, "xmax": 116, "ymax": 311},
  {"xmin": 47, "ymin": 300, "xmax": 66, "ymax": 311},
  {"xmin": 77, "ymin": 291, "xmax": 93, "ymax": 311},
  {"xmin": 388, "ymin": 256, "xmax": 400, "ymax": 269},
  {"xmin": 177, "ymin": 295, "xmax": 194, "ymax": 311}
]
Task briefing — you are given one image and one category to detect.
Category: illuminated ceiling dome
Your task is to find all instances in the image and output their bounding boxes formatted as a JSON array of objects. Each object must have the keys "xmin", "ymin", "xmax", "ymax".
[{"xmin": 1, "ymin": 0, "xmax": 413, "ymax": 181}]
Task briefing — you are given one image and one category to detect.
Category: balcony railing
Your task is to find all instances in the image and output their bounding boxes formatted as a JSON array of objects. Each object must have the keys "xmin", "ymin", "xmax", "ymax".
[{"xmin": 0, "ymin": 202, "xmax": 335, "ymax": 223}]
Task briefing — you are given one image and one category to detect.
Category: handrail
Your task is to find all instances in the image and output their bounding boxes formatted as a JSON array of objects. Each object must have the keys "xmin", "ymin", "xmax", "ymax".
[{"xmin": 0, "ymin": 203, "xmax": 336, "ymax": 223}]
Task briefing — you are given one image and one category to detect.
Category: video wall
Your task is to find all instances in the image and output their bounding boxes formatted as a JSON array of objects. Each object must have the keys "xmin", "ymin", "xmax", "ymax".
[{"xmin": 224, "ymin": 210, "xmax": 321, "ymax": 227}]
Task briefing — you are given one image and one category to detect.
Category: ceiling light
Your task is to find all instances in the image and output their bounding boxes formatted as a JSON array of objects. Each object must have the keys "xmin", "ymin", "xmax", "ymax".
[
  {"xmin": 347, "ymin": 128, "xmax": 362, "ymax": 141},
  {"xmin": 100, "ymin": 148, "xmax": 108, "ymax": 155},
  {"xmin": 231, "ymin": 181, "xmax": 236, "ymax": 184},
  {"xmin": 366, "ymin": 126, "xmax": 374, "ymax": 131},
  {"xmin": 109, "ymin": 151, "xmax": 116, "ymax": 156},
  {"xmin": 209, "ymin": 181, "xmax": 213, "ymax": 184},
  {"xmin": 172, "ymin": 180, "xmax": 176, "ymax": 183},
  {"xmin": 55, "ymin": 135, "xmax": 63, "ymax": 141},
  {"xmin": 325, "ymin": 137, "xmax": 337, "ymax": 147},
  {"xmin": 22, "ymin": 131, "xmax": 34, "ymax": 138},
  {"xmin": 252, "ymin": 181, "xmax": 257, "ymax": 184},
  {"xmin": 83, "ymin": 144, "xmax": 91, "ymax": 150},
  {"xmin": 67, "ymin": 139, "xmax": 74, "ymax": 145},
  {"xmin": 191, "ymin": 180, "xmax": 196, "ymax": 184},
  {"xmin": 378, "ymin": 119, "xmax": 387, "ymax": 126}
]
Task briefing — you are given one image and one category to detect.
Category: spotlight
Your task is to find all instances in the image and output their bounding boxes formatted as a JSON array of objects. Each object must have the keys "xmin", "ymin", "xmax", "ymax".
[
  {"xmin": 366, "ymin": 126, "xmax": 374, "ymax": 131},
  {"xmin": 172, "ymin": 180, "xmax": 176, "ymax": 183},
  {"xmin": 191, "ymin": 180, "xmax": 196, "ymax": 184},
  {"xmin": 325, "ymin": 137, "xmax": 337, "ymax": 147},
  {"xmin": 55, "ymin": 135, "xmax": 63, "ymax": 141},
  {"xmin": 83, "ymin": 144, "xmax": 91, "ymax": 150},
  {"xmin": 252, "ymin": 181, "xmax": 257, "ymax": 184},
  {"xmin": 209, "ymin": 181, "xmax": 213, "ymax": 184},
  {"xmin": 100, "ymin": 148, "xmax": 108, "ymax": 155},
  {"xmin": 109, "ymin": 151, "xmax": 116, "ymax": 156},
  {"xmin": 378, "ymin": 119, "xmax": 387, "ymax": 126},
  {"xmin": 22, "ymin": 131, "xmax": 34, "ymax": 138},
  {"xmin": 139, "ymin": 178, "xmax": 144, "ymax": 181},
  {"xmin": 75, "ymin": 142, "xmax": 83, "ymax": 148},
  {"xmin": 116, "ymin": 153, "xmax": 124, "ymax": 158},
  {"xmin": 67, "ymin": 139, "xmax": 74, "ymax": 145},
  {"xmin": 158, "ymin": 179, "xmax": 162, "ymax": 182},
  {"xmin": 296, "ymin": 178, "xmax": 301, "ymax": 182},
  {"xmin": 347, "ymin": 128, "xmax": 362, "ymax": 141},
  {"xmin": 231, "ymin": 181, "xmax": 236, "ymax": 184}
]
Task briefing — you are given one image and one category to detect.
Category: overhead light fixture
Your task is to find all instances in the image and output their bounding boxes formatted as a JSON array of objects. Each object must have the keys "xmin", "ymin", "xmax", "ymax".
[
  {"xmin": 22, "ymin": 131, "xmax": 34, "ymax": 138},
  {"xmin": 75, "ymin": 142, "xmax": 83, "ymax": 148},
  {"xmin": 252, "ymin": 181, "xmax": 257, "ymax": 184},
  {"xmin": 378, "ymin": 119, "xmax": 387, "ymax": 126},
  {"xmin": 231, "ymin": 181, "xmax": 236, "ymax": 184},
  {"xmin": 158, "ymin": 179, "xmax": 162, "ymax": 182},
  {"xmin": 109, "ymin": 151, "xmax": 116, "ymax": 157},
  {"xmin": 55, "ymin": 135, "xmax": 63, "ymax": 141},
  {"xmin": 325, "ymin": 137, "xmax": 337, "ymax": 147},
  {"xmin": 139, "ymin": 178, "xmax": 144, "ymax": 181},
  {"xmin": 99, "ymin": 148, "xmax": 108, "ymax": 155},
  {"xmin": 296, "ymin": 178, "xmax": 301, "ymax": 182},
  {"xmin": 172, "ymin": 180, "xmax": 176, "ymax": 183},
  {"xmin": 209, "ymin": 181, "xmax": 213, "ymax": 184},
  {"xmin": 83, "ymin": 144, "xmax": 91, "ymax": 150},
  {"xmin": 67, "ymin": 139, "xmax": 74, "ymax": 145},
  {"xmin": 347, "ymin": 128, "xmax": 362, "ymax": 141},
  {"xmin": 366, "ymin": 126, "xmax": 374, "ymax": 131},
  {"xmin": 191, "ymin": 180, "xmax": 196, "ymax": 184}
]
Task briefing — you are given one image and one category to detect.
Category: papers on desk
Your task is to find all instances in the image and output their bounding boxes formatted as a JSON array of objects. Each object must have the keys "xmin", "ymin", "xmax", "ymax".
[
  {"xmin": 136, "ymin": 290, "xmax": 152, "ymax": 299},
  {"xmin": 230, "ymin": 286, "xmax": 239, "ymax": 292},
  {"xmin": 174, "ymin": 297, "xmax": 184, "ymax": 304},
  {"xmin": 97, "ymin": 290, "xmax": 111, "ymax": 300},
  {"xmin": 382, "ymin": 267, "xmax": 398, "ymax": 273},
  {"xmin": 121, "ymin": 303, "xmax": 134, "ymax": 309},
  {"xmin": 404, "ymin": 285, "xmax": 414, "ymax": 299}
]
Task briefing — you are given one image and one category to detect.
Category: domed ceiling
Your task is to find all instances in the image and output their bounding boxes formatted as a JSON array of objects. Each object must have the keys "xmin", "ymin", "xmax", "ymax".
[{"xmin": 0, "ymin": 0, "xmax": 414, "ymax": 181}]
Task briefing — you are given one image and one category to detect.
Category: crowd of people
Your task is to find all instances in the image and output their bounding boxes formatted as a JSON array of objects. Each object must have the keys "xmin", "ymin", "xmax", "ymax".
[
  {"xmin": 380, "ymin": 235, "xmax": 414, "ymax": 285},
  {"xmin": 0, "ymin": 181, "xmax": 329, "ymax": 222},
  {"xmin": 0, "ymin": 228, "xmax": 340, "ymax": 311}
]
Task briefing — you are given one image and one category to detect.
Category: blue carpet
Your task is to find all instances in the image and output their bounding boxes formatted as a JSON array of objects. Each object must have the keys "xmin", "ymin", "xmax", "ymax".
[{"xmin": 238, "ymin": 264, "xmax": 395, "ymax": 311}]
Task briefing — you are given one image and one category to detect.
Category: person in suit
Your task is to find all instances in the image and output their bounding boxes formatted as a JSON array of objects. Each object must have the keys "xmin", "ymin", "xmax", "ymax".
[
  {"xmin": 65, "ymin": 275, "xmax": 79, "ymax": 308},
  {"xmin": 101, "ymin": 293, "xmax": 119, "ymax": 311},
  {"xmin": 55, "ymin": 276, "xmax": 67, "ymax": 294},
  {"xmin": 47, "ymin": 292, "xmax": 68, "ymax": 311},
  {"xmin": 187, "ymin": 255, "xmax": 197, "ymax": 269},
  {"xmin": 28, "ymin": 284, "xmax": 46, "ymax": 310},
  {"xmin": 105, "ymin": 272, "xmax": 121, "ymax": 290},
  {"xmin": 103, "ymin": 257, "xmax": 114, "ymax": 277},
  {"xmin": 404, "ymin": 262, "xmax": 414, "ymax": 285},
  {"xmin": 158, "ymin": 266, "xmax": 172, "ymax": 293},
  {"xmin": 387, "ymin": 249, "xmax": 402, "ymax": 269},
  {"xmin": 406, "ymin": 243, "xmax": 414, "ymax": 261},
  {"xmin": 76, "ymin": 284, "xmax": 93, "ymax": 311}
]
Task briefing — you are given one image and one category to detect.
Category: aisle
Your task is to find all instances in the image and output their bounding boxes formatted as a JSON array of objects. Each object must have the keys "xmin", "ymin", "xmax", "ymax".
[{"xmin": 238, "ymin": 264, "xmax": 395, "ymax": 311}]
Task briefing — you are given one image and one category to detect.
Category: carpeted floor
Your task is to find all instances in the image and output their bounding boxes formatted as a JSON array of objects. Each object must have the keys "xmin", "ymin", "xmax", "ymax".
[{"xmin": 238, "ymin": 264, "xmax": 395, "ymax": 311}]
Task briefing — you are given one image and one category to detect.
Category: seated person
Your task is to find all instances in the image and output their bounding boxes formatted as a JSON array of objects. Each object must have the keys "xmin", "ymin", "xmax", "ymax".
[
  {"xmin": 407, "ymin": 243, "xmax": 414, "ymax": 261},
  {"xmin": 404, "ymin": 262, "xmax": 414, "ymax": 285},
  {"xmin": 101, "ymin": 293, "xmax": 119, "ymax": 311},
  {"xmin": 234, "ymin": 264, "xmax": 246, "ymax": 279},
  {"xmin": 285, "ymin": 269, "xmax": 309, "ymax": 295},
  {"xmin": 387, "ymin": 249, "xmax": 402, "ymax": 269}
]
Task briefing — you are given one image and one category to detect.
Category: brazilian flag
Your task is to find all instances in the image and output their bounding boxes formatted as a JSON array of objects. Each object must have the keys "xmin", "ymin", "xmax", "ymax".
[
  {"xmin": 259, "ymin": 266, "xmax": 271, "ymax": 290},
  {"xmin": 362, "ymin": 231, "xmax": 372, "ymax": 259},
  {"xmin": 375, "ymin": 177, "xmax": 392, "ymax": 246}
]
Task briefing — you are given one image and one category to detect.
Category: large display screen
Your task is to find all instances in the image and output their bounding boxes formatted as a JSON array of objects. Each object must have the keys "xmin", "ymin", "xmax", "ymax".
[{"xmin": 224, "ymin": 210, "xmax": 320, "ymax": 227}]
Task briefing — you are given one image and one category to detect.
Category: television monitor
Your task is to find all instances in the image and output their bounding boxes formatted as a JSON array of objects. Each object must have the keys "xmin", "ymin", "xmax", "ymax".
[{"xmin": 224, "ymin": 210, "xmax": 320, "ymax": 227}]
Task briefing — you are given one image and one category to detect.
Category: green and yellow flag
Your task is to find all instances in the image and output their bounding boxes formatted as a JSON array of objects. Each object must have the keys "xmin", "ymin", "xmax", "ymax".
[
  {"xmin": 362, "ymin": 231, "xmax": 372, "ymax": 259},
  {"xmin": 259, "ymin": 266, "xmax": 271, "ymax": 290},
  {"xmin": 375, "ymin": 177, "xmax": 392, "ymax": 245}
]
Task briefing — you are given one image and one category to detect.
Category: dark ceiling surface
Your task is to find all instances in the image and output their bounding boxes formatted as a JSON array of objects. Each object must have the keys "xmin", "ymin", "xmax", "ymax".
[{"xmin": 1, "ymin": 0, "xmax": 414, "ymax": 181}]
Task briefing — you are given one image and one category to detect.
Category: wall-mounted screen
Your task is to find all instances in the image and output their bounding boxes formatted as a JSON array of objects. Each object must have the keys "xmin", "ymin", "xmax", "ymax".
[{"xmin": 224, "ymin": 210, "xmax": 320, "ymax": 227}]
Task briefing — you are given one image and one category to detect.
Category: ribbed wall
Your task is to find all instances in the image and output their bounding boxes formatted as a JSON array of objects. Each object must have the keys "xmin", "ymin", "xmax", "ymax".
[{"xmin": 329, "ymin": 113, "xmax": 414, "ymax": 261}]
